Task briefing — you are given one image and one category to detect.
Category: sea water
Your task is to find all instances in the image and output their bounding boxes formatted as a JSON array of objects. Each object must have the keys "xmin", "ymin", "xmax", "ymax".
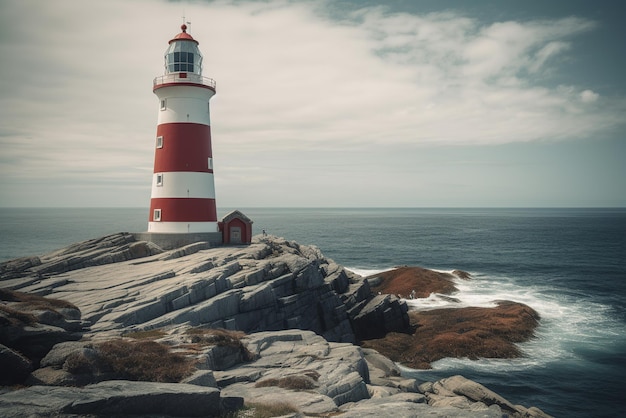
[{"xmin": 1, "ymin": 207, "xmax": 624, "ymax": 417}]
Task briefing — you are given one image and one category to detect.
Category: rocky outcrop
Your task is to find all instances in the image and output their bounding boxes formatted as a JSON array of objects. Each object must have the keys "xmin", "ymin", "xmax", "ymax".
[
  {"xmin": 350, "ymin": 294, "xmax": 409, "ymax": 340},
  {"xmin": 367, "ymin": 266, "xmax": 460, "ymax": 298},
  {"xmin": 0, "ymin": 234, "xmax": 551, "ymax": 417},
  {"xmin": 1, "ymin": 234, "xmax": 408, "ymax": 345},
  {"xmin": 0, "ymin": 380, "xmax": 233, "ymax": 417},
  {"xmin": 419, "ymin": 375, "xmax": 551, "ymax": 417},
  {"xmin": 0, "ymin": 343, "xmax": 32, "ymax": 385},
  {"xmin": 0, "ymin": 329, "xmax": 550, "ymax": 417},
  {"xmin": 0, "ymin": 289, "xmax": 87, "ymax": 384},
  {"xmin": 361, "ymin": 267, "xmax": 541, "ymax": 369},
  {"xmin": 220, "ymin": 330, "xmax": 370, "ymax": 411},
  {"xmin": 0, "ymin": 233, "xmax": 162, "ymax": 282},
  {"xmin": 339, "ymin": 372, "xmax": 552, "ymax": 418}
]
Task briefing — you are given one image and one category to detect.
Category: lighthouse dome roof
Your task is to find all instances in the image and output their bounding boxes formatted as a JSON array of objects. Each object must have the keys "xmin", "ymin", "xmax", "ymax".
[{"xmin": 169, "ymin": 24, "xmax": 199, "ymax": 45}]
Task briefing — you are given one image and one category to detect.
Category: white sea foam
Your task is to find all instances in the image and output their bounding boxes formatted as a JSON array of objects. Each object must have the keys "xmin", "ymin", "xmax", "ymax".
[
  {"xmin": 344, "ymin": 267, "xmax": 393, "ymax": 277},
  {"xmin": 349, "ymin": 265, "xmax": 625, "ymax": 374}
]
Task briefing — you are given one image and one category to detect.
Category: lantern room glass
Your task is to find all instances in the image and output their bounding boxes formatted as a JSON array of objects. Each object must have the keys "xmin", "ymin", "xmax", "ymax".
[{"xmin": 165, "ymin": 40, "xmax": 203, "ymax": 75}]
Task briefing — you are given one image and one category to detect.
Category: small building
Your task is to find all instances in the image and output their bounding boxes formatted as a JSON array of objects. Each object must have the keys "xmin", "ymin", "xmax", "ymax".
[{"xmin": 220, "ymin": 210, "xmax": 253, "ymax": 245}]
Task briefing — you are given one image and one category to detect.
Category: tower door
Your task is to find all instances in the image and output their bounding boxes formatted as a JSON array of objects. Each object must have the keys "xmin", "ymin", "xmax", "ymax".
[{"xmin": 230, "ymin": 226, "xmax": 242, "ymax": 244}]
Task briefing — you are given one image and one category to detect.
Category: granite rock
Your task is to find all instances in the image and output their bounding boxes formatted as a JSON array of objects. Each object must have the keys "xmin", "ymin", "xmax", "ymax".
[
  {"xmin": 0, "ymin": 326, "xmax": 552, "ymax": 417},
  {"xmin": 0, "ymin": 234, "xmax": 552, "ymax": 417},
  {"xmin": 1, "ymin": 234, "xmax": 408, "ymax": 346},
  {"xmin": 0, "ymin": 343, "xmax": 32, "ymax": 385},
  {"xmin": 0, "ymin": 289, "xmax": 86, "ymax": 378},
  {"xmin": 0, "ymin": 380, "xmax": 231, "ymax": 417}
]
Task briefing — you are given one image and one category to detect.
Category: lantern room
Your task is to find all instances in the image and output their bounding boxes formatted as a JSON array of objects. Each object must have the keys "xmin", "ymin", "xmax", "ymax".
[{"xmin": 164, "ymin": 24, "xmax": 203, "ymax": 76}]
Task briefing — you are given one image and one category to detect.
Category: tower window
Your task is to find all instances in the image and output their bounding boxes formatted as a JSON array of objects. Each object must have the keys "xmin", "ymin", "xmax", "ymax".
[
  {"xmin": 156, "ymin": 136, "xmax": 163, "ymax": 148},
  {"xmin": 156, "ymin": 173, "xmax": 163, "ymax": 186},
  {"xmin": 160, "ymin": 99, "xmax": 166, "ymax": 110},
  {"xmin": 169, "ymin": 52, "xmax": 195, "ymax": 73},
  {"xmin": 208, "ymin": 157, "xmax": 213, "ymax": 170},
  {"xmin": 153, "ymin": 209, "xmax": 162, "ymax": 221}
]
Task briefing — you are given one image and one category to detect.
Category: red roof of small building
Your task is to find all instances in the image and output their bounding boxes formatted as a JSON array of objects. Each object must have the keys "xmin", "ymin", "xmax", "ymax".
[
  {"xmin": 221, "ymin": 210, "xmax": 253, "ymax": 225},
  {"xmin": 169, "ymin": 24, "xmax": 199, "ymax": 45}
]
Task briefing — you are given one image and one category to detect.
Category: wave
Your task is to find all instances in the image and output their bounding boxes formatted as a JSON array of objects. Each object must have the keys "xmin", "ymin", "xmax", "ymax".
[
  {"xmin": 346, "ymin": 265, "xmax": 626, "ymax": 373},
  {"xmin": 344, "ymin": 267, "xmax": 393, "ymax": 277}
]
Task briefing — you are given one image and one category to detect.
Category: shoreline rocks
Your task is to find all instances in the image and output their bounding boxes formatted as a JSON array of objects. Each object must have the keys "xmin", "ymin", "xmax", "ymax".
[
  {"xmin": 368, "ymin": 266, "xmax": 460, "ymax": 298},
  {"xmin": 0, "ymin": 289, "xmax": 87, "ymax": 384},
  {"xmin": 0, "ymin": 233, "xmax": 550, "ymax": 417},
  {"xmin": 362, "ymin": 267, "xmax": 541, "ymax": 369},
  {"xmin": 362, "ymin": 301, "xmax": 540, "ymax": 369},
  {"xmin": 0, "ymin": 329, "xmax": 551, "ymax": 417}
]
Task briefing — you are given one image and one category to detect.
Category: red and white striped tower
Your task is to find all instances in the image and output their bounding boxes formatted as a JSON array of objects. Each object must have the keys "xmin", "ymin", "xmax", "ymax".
[{"xmin": 148, "ymin": 24, "xmax": 218, "ymax": 234}]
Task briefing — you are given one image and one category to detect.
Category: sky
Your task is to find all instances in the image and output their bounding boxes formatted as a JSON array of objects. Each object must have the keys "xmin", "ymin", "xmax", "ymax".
[{"xmin": 0, "ymin": 0, "xmax": 625, "ymax": 208}]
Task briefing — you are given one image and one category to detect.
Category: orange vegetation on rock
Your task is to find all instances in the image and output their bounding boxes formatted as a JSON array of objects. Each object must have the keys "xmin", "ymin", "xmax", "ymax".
[
  {"xmin": 368, "ymin": 266, "xmax": 458, "ymax": 298},
  {"xmin": 361, "ymin": 301, "xmax": 540, "ymax": 369}
]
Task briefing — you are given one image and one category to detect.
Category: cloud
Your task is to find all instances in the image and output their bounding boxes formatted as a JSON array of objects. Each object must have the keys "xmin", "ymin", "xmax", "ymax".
[
  {"xmin": 580, "ymin": 89, "xmax": 600, "ymax": 103},
  {"xmin": 205, "ymin": 3, "xmax": 619, "ymax": 147},
  {"xmin": 0, "ymin": 0, "xmax": 624, "ymax": 207}
]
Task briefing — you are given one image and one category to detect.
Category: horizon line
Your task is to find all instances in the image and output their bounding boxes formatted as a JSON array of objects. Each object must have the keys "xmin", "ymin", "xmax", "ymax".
[{"xmin": 0, "ymin": 206, "xmax": 625, "ymax": 210}]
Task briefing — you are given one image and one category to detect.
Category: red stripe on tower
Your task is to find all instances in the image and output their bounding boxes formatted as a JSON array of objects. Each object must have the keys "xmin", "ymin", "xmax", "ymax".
[
  {"xmin": 149, "ymin": 198, "xmax": 217, "ymax": 222},
  {"xmin": 154, "ymin": 123, "xmax": 213, "ymax": 173},
  {"xmin": 147, "ymin": 24, "xmax": 219, "ymax": 234}
]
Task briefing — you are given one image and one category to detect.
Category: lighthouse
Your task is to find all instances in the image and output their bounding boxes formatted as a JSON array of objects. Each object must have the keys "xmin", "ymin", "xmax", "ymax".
[
  {"xmin": 148, "ymin": 24, "xmax": 218, "ymax": 235},
  {"xmin": 135, "ymin": 24, "xmax": 253, "ymax": 249}
]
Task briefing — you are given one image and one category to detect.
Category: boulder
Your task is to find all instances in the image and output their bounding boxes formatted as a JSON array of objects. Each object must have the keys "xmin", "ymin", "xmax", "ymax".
[
  {"xmin": 323, "ymin": 370, "xmax": 369, "ymax": 405},
  {"xmin": 345, "ymin": 391, "xmax": 426, "ymax": 408},
  {"xmin": 26, "ymin": 366, "xmax": 93, "ymax": 387},
  {"xmin": 39, "ymin": 341, "xmax": 93, "ymax": 368},
  {"xmin": 1, "ymin": 233, "xmax": 158, "ymax": 278},
  {"xmin": 214, "ymin": 330, "xmax": 372, "ymax": 409},
  {"xmin": 339, "ymin": 400, "xmax": 502, "ymax": 417},
  {"xmin": 452, "ymin": 270, "xmax": 472, "ymax": 279},
  {"xmin": 362, "ymin": 348, "xmax": 400, "ymax": 378},
  {"xmin": 438, "ymin": 375, "xmax": 529, "ymax": 415},
  {"xmin": 351, "ymin": 294, "xmax": 409, "ymax": 340},
  {"xmin": 0, "ymin": 289, "xmax": 86, "ymax": 367},
  {"xmin": 0, "ymin": 323, "xmax": 82, "ymax": 362},
  {"xmin": 214, "ymin": 368, "xmax": 265, "ymax": 387},
  {"xmin": 0, "ymin": 343, "xmax": 32, "ymax": 385},
  {"xmin": 181, "ymin": 370, "xmax": 217, "ymax": 387},
  {"xmin": 30, "ymin": 340, "xmax": 125, "ymax": 385},
  {"xmin": 418, "ymin": 376, "xmax": 553, "ymax": 418},
  {"xmin": 427, "ymin": 393, "xmax": 475, "ymax": 409},
  {"xmin": 0, "ymin": 380, "xmax": 228, "ymax": 417},
  {"xmin": 199, "ymin": 344, "xmax": 249, "ymax": 371},
  {"xmin": 222, "ymin": 383, "xmax": 338, "ymax": 416},
  {"xmin": 0, "ymin": 256, "xmax": 41, "ymax": 280}
]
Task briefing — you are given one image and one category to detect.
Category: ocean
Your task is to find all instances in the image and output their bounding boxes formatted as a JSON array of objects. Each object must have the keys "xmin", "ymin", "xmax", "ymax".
[{"xmin": 1, "ymin": 207, "xmax": 625, "ymax": 417}]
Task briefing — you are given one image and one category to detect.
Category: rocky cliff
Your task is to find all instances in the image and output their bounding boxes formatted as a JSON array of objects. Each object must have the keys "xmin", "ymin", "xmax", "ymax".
[
  {"xmin": 1, "ymin": 233, "xmax": 408, "ymax": 343},
  {"xmin": 0, "ymin": 233, "xmax": 551, "ymax": 417}
]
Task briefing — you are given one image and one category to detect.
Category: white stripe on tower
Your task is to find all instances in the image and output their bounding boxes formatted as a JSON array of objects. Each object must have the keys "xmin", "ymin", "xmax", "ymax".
[{"xmin": 147, "ymin": 24, "xmax": 218, "ymax": 234}]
